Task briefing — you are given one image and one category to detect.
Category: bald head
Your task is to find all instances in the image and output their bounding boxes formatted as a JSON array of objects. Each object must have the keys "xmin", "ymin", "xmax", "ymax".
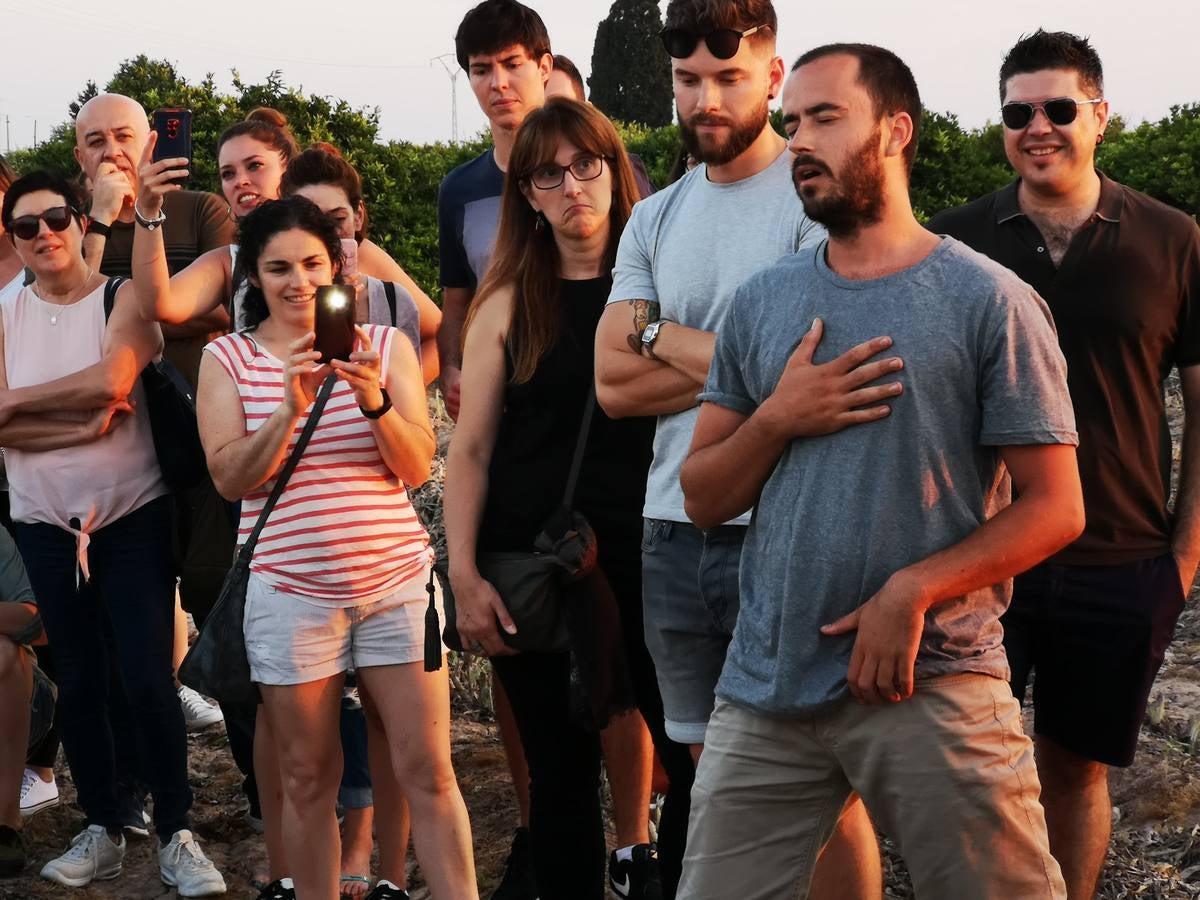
[{"xmin": 74, "ymin": 94, "xmax": 149, "ymax": 187}]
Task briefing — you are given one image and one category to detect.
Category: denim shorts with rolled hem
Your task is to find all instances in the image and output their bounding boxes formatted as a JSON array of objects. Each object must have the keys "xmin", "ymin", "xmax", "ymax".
[
  {"xmin": 641, "ymin": 519, "xmax": 745, "ymax": 745},
  {"xmin": 244, "ymin": 568, "xmax": 441, "ymax": 686}
]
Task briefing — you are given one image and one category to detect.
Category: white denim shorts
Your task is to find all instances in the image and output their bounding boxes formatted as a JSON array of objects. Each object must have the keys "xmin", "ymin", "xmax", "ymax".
[{"xmin": 243, "ymin": 567, "xmax": 441, "ymax": 686}]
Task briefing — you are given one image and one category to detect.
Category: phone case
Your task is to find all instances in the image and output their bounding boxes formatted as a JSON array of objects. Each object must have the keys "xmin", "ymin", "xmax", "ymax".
[
  {"xmin": 313, "ymin": 285, "xmax": 356, "ymax": 363},
  {"xmin": 151, "ymin": 108, "xmax": 192, "ymax": 187}
]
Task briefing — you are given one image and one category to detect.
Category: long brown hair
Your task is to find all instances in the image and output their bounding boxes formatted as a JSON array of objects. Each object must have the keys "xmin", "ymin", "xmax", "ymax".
[{"xmin": 464, "ymin": 98, "xmax": 640, "ymax": 384}]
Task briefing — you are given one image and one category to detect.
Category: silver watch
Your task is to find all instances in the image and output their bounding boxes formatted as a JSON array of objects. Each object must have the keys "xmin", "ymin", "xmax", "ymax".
[
  {"xmin": 134, "ymin": 205, "xmax": 167, "ymax": 231},
  {"xmin": 640, "ymin": 319, "xmax": 669, "ymax": 358}
]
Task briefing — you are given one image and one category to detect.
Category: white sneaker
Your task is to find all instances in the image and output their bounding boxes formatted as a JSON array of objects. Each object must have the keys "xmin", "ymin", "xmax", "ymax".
[
  {"xmin": 179, "ymin": 686, "xmax": 224, "ymax": 731},
  {"xmin": 40, "ymin": 824, "xmax": 124, "ymax": 887},
  {"xmin": 159, "ymin": 829, "xmax": 227, "ymax": 896},
  {"xmin": 20, "ymin": 768, "xmax": 59, "ymax": 817}
]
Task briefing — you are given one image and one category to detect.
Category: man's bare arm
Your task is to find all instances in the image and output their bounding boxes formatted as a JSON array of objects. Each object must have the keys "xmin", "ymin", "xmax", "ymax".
[
  {"xmin": 595, "ymin": 301, "xmax": 704, "ymax": 419},
  {"xmin": 1171, "ymin": 364, "xmax": 1200, "ymax": 594},
  {"xmin": 823, "ymin": 443, "xmax": 1084, "ymax": 705}
]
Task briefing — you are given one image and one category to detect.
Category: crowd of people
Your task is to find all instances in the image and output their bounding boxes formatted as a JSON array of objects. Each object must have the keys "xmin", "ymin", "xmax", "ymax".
[{"xmin": 1, "ymin": 1, "xmax": 1198, "ymax": 899}]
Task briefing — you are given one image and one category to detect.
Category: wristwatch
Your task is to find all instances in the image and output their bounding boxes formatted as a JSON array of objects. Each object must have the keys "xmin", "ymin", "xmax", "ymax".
[
  {"xmin": 87, "ymin": 219, "xmax": 112, "ymax": 238},
  {"xmin": 361, "ymin": 387, "xmax": 392, "ymax": 419},
  {"xmin": 134, "ymin": 205, "xmax": 167, "ymax": 231},
  {"xmin": 640, "ymin": 319, "xmax": 670, "ymax": 359}
]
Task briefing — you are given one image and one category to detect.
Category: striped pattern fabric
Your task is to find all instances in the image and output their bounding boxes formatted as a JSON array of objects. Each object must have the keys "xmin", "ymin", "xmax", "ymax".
[{"xmin": 204, "ymin": 325, "xmax": 431, "ymax": 604}]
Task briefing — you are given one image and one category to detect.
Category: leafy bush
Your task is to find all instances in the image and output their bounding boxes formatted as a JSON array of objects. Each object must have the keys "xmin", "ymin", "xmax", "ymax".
[{"xmin": 9, "ymin": 58, "xmax": 1196, "ymax": 302}]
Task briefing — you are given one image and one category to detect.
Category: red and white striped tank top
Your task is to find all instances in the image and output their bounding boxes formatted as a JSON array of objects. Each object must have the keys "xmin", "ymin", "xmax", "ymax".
[{"xmin": 204, "ymin": 324, "xmax": 431, "ymax": 605}]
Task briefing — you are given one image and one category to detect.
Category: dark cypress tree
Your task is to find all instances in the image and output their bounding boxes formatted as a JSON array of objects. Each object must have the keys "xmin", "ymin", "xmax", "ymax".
[{"xmin": 588, "ymin": 0, "xmax": 673, "ymax": 127}]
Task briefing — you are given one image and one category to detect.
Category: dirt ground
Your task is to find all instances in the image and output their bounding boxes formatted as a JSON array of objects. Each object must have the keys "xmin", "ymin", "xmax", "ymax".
[{"xmin": 8, "ymin": 388, "xmax": 1200, "ymax": 898}]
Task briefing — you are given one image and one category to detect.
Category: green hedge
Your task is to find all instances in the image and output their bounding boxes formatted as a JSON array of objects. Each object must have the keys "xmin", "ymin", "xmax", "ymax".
[{"xmin": 9, "ymin": 58, "xmax": 1197, "ymax": 300}]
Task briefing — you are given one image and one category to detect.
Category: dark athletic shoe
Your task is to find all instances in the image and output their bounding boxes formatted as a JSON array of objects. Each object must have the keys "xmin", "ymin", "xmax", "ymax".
[
  {"xmin": 256, "ymin": 877, "xmax": 297, "ymax": 899},
  {"xmin": 490, "ymin": 826, "xmax": 538, "ymax": 900},
  {"xmin": 608, "ymin": 844, "xmax": 662, "ymax": 900},
  {"xmin": 365, "ymin": 880, "xmax": 411, "ymax": 900},
  {"xmin": 0, "ymin": 825, "xmax": 26, "ymax": 877}
]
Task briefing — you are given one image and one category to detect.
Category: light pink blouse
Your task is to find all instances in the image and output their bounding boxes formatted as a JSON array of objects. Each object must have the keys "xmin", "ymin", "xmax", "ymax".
[{"xmin": 1, "ymin": 282, "xmax": 166, "ymax": 536}]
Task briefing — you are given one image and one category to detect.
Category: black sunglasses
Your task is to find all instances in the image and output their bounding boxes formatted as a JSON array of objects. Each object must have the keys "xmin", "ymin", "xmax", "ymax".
[
  {"xmin": 1000, "ymin": 97, "xmax": 1103, "ymax": 130},
  {"xmin": 8, "ymin": 206, "xmax": 80, "ymax": 241},
  {"xmin": 659, "ymin": 24, "xmax": 769, "ymax": 60}
]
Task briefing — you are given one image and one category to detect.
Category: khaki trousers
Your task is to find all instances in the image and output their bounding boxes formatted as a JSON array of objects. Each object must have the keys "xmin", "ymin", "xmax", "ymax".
[{"xmin": 679, "ymin": 674, "xmax": 1066, "ymax": 900}]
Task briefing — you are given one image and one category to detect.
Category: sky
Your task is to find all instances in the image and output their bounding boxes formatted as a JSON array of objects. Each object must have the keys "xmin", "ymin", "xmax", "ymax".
[{"xmin": 1, "ymin": 0, "xmax": 1196, "ymax": 153}]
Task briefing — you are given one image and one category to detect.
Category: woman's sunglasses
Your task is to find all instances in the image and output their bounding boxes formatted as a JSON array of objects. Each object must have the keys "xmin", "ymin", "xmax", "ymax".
[
  {"xmin": 8, "ymin": 206, "xmax": 81, "ymax": 241},
  {"xmin": 659, "ymin": 24, "xmax": 768, "ymax": 60},
  {"xmin": 1000, "ymin": 97, "xmax": 1104, "ymax": 130}
]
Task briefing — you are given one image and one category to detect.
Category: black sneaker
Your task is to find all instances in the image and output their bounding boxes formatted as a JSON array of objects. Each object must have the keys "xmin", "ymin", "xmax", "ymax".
[
  {"xmin": 0, "ymin": 825, "xmax": 26, "ymax": 877},
  {"xmin": 257, "ymin": 877, "xmax": 297, "ymax": 899},
  {"xmin": 365, "ymin": 880, "xmax": 411, "ymax": 899},
  {"xmin": 491, "ymin": 826, "xmax": 538, "ymax": 900},
  {"xmin": 608, "ymin": 844, "xmax": 662, "ymax": 900}
]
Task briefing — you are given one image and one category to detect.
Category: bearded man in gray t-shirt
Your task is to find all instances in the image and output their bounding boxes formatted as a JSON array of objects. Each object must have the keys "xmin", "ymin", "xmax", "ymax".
[
  {"xmin": 677, "ymin": 45, "xmax": 1083, "ymax": 900},
  {"xmin": 595, "ymin": 2, "xmax": 883, "ymax": 897}
]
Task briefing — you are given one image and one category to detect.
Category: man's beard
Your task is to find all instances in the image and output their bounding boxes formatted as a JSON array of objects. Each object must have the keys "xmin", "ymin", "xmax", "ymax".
[
  {"xmin": 793, "ymin": 127, "xmax": 886, "ymax": 238},
  {"xmin": 678, "ymin": 94, "xmax": 769, "ymax": 167}
]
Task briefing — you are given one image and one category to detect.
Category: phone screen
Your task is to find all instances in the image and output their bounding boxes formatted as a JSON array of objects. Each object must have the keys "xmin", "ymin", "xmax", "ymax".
[
  {"xmin": 151, "ymin": 108, "xmax": 192, "ymax": 187},
  {"xmin": 313, "ymin": 285, "xmax": 356, "ymax": 363}
]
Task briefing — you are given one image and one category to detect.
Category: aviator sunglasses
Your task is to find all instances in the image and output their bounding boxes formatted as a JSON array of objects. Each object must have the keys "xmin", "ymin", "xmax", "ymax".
[
  {"xmin": 659, "ymin": 24, "xmax": 769, "ymax": 60},
  {"xmin": 7, "ymin": 206, "xmax": 81, "ymax": 241},
  {"xmin": 1001, "ymin": 97, "xmax": 1104, "ymax": 130}
]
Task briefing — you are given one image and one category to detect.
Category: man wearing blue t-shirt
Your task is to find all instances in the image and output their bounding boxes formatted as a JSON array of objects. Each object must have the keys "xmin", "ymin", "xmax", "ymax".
[
  {"xmin": 678, "ymin": 44, "xmax": 1082, "ymax": 899},
  {"xmin": 436, "ymin": 0, "xmax": 552, "ymax": 420}
]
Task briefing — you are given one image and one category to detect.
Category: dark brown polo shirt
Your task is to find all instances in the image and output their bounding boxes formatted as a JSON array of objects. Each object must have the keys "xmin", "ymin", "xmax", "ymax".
[{"xmin": 929, "ymin": 173, "xmax": 1200, "ymax": 564}]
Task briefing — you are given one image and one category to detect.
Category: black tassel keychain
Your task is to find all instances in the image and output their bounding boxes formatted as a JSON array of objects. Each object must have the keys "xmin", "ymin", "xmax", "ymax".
[{"xmin": 424, "ymin": 568, "xmax": 443, "ymax": 672}]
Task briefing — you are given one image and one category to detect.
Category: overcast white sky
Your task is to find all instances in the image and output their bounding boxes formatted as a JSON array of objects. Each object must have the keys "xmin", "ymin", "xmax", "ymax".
[{"xmin": 1, "ymin": 0, "xmax": 1195, "ymax": 152}]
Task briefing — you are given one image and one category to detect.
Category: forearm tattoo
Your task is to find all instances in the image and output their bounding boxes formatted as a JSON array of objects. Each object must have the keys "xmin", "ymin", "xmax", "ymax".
[{"xmin": 626, "ymin": 299, "xmax": 660, "ymax": 354}]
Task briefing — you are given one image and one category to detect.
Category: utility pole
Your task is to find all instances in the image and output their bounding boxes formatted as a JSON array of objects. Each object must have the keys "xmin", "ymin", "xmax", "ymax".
[
  {"xmin": 4, "ymin": 116, "xmax": 9, "ymax": 153},
  {"xmin": 431, "ymin": 54, "xmax": 460, "ymax": 144},
  {"xmin": 33, "ymin": 119, "xmax": 37, "ymax": 148}
]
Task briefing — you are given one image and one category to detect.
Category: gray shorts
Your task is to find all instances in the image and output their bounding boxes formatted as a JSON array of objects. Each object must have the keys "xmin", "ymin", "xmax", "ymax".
[
  {"xmin": 641, "ymin": 519, "xmax": 744, "ymax": 744},
  {"xmin": 244, "ymin": 568, "xmax": 440, "ymax": 686}
]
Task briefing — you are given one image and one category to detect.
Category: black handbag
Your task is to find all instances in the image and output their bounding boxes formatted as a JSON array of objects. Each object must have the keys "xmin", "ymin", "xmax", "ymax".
[
  {"xmin": 178, "ymin": 374, "xmax": 337, "ymax": 707},
  {"xmin": 439, "ymin": 388, "xmax": 599, "ymax": 654},
  {"xmin": 102, "ymin": 277, "xmax": 207, "ymax": 490}
]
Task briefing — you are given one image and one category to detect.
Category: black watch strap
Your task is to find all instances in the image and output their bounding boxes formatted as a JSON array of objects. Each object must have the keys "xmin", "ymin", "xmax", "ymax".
[
  {"xmin": 361, "ymin": 387, "xmax": 392, "ymax": 419},
  {"xmin": 87, "ymin": 220, "xmax": 112, "ymax": 238}
]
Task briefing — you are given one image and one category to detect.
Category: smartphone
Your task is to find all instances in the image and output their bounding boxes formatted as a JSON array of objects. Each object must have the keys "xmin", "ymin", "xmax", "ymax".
[
  {"xmin": 340, "ymin": 238, "xmax": 359, "ymax": 281},
  {"xmin": 151, "ymin": 108, "xmax": 192, "ymax": 187},
  {"xmin": 313, "ymin": 285, "xmax": 356, "ymax": 363}
]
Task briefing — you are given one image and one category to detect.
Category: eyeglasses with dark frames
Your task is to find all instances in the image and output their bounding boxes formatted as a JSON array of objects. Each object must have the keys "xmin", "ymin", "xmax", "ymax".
[
  {"xmin": 659, "ymin": 24, "xmax": 769, "ymax": 60},
  {"xmin": 527, "ymin": 154, "xmax": 609, "ymax": 191}
]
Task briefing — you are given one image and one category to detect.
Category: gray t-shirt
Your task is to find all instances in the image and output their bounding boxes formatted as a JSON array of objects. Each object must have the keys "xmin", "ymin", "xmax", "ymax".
[
  {"xmin": 607, "ymin": 148, "xmax": 824, "ymax": 523},
  {"xmin": 703, "ymin": 238, "xmax": 1078, "ymax": 716}
]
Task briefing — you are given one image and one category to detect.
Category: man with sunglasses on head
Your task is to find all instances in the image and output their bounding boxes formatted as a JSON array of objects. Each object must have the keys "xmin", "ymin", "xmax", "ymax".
[
  {"xmin": 929, "ymin": 29, "xmax": 1200, "ymax": 900},
  {"xmin": 596, "ymin": 3, "xmax": 881, "ymax": 898}
]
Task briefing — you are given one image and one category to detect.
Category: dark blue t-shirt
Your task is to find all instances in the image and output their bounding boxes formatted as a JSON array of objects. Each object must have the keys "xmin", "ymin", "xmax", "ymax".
[{"xmin": 438, "ymin": 149, "xmax": 505, "ymax": 291}]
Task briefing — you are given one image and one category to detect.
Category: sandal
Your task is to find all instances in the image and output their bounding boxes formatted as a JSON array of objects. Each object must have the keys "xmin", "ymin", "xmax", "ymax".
[{"xmin": 340, "ymin": 874, "xmax": 373, "ymax": 899}]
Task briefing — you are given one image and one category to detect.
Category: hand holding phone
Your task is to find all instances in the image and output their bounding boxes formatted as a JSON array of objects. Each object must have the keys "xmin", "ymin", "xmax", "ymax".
[
  {"xmin": 151, "ymin": 108, "xmax": 192, "ymax": 187},
  {"xmin": 313, "ymin": 285, "xmax": 356, "ymax": 363}
]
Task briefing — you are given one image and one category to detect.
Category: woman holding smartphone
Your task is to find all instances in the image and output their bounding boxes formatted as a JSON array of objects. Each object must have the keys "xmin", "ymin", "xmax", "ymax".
[
  {"xmin": 444, "ymin": 98, "xmax": 690, "ymax": 900},
  {"xmin": 139, "ymin": 146, "xmax": 477, "ymax": 895}
]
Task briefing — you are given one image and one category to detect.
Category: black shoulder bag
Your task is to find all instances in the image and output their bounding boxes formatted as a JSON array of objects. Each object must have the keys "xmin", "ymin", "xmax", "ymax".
[
  {"xmin": 102, "ymin": 277, "xmax": 207, "ymax": 490},
  {"xmin": 179, "ymin": 374, "xmax": 338, "ymax": 707},
  {"xmin": 438, "ymin": 387, "xmax": 599, "ymax": 655}
]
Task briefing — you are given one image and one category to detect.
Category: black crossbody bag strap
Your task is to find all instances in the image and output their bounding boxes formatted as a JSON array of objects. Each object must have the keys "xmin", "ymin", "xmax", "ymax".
[
  {"xmin": 562, "ymin": 385, "xmax": 597, "ymax": 508},
  {"xmin": 102, "ymin": 276, "xmax": 126, "ymax": 318},
  {"xmin": 382, "ymin": 280, "xmax": 398, "ymax": 327},
  {"xmin": 237, "ymin": 374, "xmax": 338, "ymax": 560}
]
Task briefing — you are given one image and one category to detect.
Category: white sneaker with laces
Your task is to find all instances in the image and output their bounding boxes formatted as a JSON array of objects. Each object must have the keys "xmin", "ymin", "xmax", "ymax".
[
  {"xmin": 40, "ymin": 824, "xmax": 124, "ymax": 887},
  {"xmin": 20, "ymin": 768, "xmax": 59, "ymax": 817},
  {"xmin": 159, "ymin": 829, "xmax": 227, "ymax": 896},
  {"xmin": 178, "ymin": 686, "xmax": 224, "ymax": 731}
]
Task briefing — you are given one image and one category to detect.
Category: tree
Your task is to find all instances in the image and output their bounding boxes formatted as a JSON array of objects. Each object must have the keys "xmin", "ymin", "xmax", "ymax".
[{"xmin": 589, "ymin": 0, "xmax": 673, "ymax": 128}]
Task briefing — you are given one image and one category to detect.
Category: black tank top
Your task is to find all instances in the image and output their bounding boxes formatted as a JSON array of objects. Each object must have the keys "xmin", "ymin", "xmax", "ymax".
[{"xmin": 478, "ymin": 277, "xmax": 654, "ymax": 552}]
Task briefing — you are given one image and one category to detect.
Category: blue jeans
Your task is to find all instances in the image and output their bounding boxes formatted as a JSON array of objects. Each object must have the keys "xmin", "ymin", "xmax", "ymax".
[
  {"xmin": 641, "ymin": 519, "xmax": 744, "ymax": 745},
  {"xmin": 14, "ymin": 495, "xmax": 192, "ymax": 839}
]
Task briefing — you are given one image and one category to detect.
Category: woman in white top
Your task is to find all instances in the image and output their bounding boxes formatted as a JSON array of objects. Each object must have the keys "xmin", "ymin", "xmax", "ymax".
[{"xmin": 0, "ymin": 171, "xmax": 225, "ymax": 893}]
